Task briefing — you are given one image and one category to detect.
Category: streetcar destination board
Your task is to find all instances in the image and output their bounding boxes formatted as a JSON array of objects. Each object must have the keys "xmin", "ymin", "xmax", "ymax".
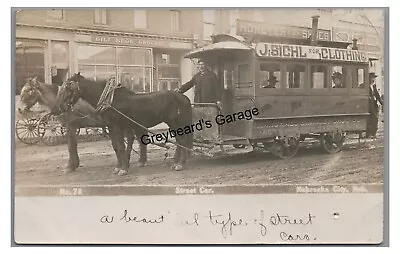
[{"xmin": 254, "ymin": 42, "xmax": 369, "ymax": 63}]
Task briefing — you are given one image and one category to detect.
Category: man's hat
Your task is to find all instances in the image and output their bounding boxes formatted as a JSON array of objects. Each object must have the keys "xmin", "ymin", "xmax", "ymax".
[
  {"xmin": 369, "ymin": 72, "xmax": 378, "ymax": 78},
  {"xmin": 268, "ymin": 75, "xmax": 278, "ymax": 82},
  {"xmin": 332, "ymin": 71, "xmax": 343, "ymax": 79}
]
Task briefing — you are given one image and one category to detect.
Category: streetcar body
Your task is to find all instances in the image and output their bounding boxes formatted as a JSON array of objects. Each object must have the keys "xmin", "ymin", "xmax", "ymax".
[{"xmin": 185, "ymin": 31, "xmax": 372, "ymax": 158}]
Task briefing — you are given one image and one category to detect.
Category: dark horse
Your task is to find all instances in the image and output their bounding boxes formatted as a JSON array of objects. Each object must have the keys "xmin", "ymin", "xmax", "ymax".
[
  {"xmin": 52, "ymin": 73, "xmax": 193, "ymax": 175},
  {"xmin": 19, "ymin": 77, "xmax": 136, "ymax": 173}
]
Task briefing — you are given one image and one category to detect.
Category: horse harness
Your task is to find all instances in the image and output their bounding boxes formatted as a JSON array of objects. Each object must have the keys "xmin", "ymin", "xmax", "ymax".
[
  {"xmin": 63, "ymin": 78, "xmax": 205, "ymax": 157},
  {"xmin": 93, "ymin": 78, "xmax": 202, "ymax": 156}
]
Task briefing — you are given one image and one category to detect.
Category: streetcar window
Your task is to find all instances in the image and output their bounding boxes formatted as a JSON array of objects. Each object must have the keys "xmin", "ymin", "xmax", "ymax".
[
  {"xmin": 354, "ymin": 67, "xmax": 367, "ymax": 88},
  {"xmin": 310, "ymin": 65, "xmax": 328, "ymax": 89},
  {"xmin": 237, "ymin": 64, "xmax": 251, "ymax": 88},
  {"xmin": 285, "ymin": 64, "xmax": 305, "ymax": 88},
  {"xmin": 260, "ymin": 62, "xmax": 281, "ymax": 89},
  {"xmin": 331, "ymin": 65, "xmax": 347, "ymax": 88}
]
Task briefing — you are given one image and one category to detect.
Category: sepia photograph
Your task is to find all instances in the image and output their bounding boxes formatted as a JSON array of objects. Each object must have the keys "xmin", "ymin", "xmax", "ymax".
[{"xmin": 12, "ymin": 7, "xmax": 387, "ymax": 244}]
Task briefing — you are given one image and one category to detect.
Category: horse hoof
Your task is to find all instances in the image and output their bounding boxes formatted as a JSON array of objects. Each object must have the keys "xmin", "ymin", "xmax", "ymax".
[
  {"xmin": 174, "ymin": 164, "xmax": 184, "ymax": 171},
  {"xmin": 113, "ymin": 167, "xmax": 121, "ymax": 174},
  {"xmin": 118, "ymin": 169, "xmax": 128, "ymax": 176}
]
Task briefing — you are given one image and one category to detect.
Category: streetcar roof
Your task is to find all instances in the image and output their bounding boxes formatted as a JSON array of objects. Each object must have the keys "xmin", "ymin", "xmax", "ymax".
[{"xmin": 184, "ymin": 41, "xmax": 252, "ymax": 59}]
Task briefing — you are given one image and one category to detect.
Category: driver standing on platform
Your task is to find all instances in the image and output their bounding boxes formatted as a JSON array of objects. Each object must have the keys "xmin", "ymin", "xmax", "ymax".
[{"xmin": 175, "ymin": 59, "xmax": 221, "ymax": 105}]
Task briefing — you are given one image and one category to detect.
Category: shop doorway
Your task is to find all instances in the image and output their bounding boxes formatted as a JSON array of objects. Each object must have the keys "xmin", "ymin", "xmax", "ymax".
[{"xmin": 15, "ymin": 39, "xmax": 47, "ymax": 95}]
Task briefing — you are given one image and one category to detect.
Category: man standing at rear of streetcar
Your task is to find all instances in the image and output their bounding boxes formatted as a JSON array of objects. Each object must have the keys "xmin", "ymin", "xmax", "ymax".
[
  {"xmin": 175, "ymin": 59, "xmax": 221, "ymax": 105},
  {"xmin": 360, "ymin": 72, "xmax": 383, "ymax": 138}
]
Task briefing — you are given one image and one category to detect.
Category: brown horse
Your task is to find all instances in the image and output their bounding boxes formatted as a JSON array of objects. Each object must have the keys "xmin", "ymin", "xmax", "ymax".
[
  {"xmin": 18, "ymin": 77, "xmax": 136, "ymax": 173},
  {"xmin": 52, "ymin": 73, "xmax": 193, "ymax": 176}
]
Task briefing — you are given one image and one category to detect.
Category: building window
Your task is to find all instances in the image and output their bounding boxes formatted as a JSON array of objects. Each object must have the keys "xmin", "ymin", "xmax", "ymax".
[
  {"xmin": 229, "ymin": 10, "xmax": 239, "ymax": 34},
  {"xmin": 15, "ymin": 39, "xmax": 47, "ymax": 95},
  {"xmin": 156, "ymin": 52, "xmax": 181, "ymax": 92},
  {"xmin": 134, "ymin": 10, "xmax": 147, "ymax": 29},
  {"xmin": 77, "ymin": 45, "xmax": 116, "ymax": 81},
  {"xmin": 285, "ymin": 64, "xmax": 306, "ymax": 89},
  {"xmin": 117, "ymin": 47, "xmax": 153, "ymax": 92},
  {"xmin": 317, "ymin": 8, "xmax": 333, "ymax": 13},
  {"xmin": 254, "ymin": 11, "xmax": 264, "ymax": 22},
  {"xmin": 310, "ymin": 65, "xmax": 328, "ymax": 89},
  {"xmin": 77, "ymin": 45, "xmax": 153, "ymax": 93},
  {"xmin": 171, "ymin": 10, "xmax": 180, "ymax": 31},
  {"xmin": 203, "ymin": 24, "xmax": 215, "ymax": 41},
  {"xmin": 51, "ymin": 41, "xmax": 69, "ymax": 68},
  {"xmin": 51, "ymin": 41, "xmax": 69, "ymax": 85},
  {"xmin": 94, "ymin": 9, "xmax": 108, "ymax": 25},
  {"xmin": 79, "ymin": 65, "xmax": 116, "ymax": 82},
  {"xmin": 260, "ymin": 62, "xmax": 281, "ymax": 89},
  {"xmin": 47, "ymin": 9, "xmax": 65, "ymax": 21},
  {"xmin": 203, "ymin": 10, "xmax": 216, "ymax": 40}
]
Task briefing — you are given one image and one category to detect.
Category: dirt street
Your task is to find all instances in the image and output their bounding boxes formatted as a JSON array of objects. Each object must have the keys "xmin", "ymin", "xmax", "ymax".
[{"xmin": 14, "ymin": 117, "xmax": 384, "ymax": 187}]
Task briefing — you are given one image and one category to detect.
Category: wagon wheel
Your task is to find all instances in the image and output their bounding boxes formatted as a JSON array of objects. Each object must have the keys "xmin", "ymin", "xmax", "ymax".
[
  {"xmin": 264, "ymin": 137, "xmax": 300, "ymax": 159},
  {"xmin": 85, "ymin": 127, "xmax": 103, "ymax": 136},
  {"xmin": 320, "ymin": 132, "xmax": 345, "ymax": 154},
  {"xmin": 102, "ymin": 127, "xmax": 110, "ymax": 137},
  {"xmin": 15, "ymin": 118, "xmax": 45, "ymax": 145},
  {"xmin": 38, "ymin": 113, "xmax": 67, "ymax": 146}
]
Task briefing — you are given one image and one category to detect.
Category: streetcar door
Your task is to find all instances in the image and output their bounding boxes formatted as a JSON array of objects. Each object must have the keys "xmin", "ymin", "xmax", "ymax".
[{"xmin": 218, "ymin": 58, "xmax": 235, "ymax": 115}]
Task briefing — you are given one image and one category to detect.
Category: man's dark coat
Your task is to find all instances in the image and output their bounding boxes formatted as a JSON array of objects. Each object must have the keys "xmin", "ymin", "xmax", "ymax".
[{"xmin": 179, "ymin": 69, "xmax": 221, "ymax": 103}]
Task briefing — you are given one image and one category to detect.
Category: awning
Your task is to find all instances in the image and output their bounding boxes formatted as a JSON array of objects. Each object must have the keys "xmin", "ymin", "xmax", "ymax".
[{"xmin": 184, "ymin": 41, "xmax": 252, "ymax": 59}]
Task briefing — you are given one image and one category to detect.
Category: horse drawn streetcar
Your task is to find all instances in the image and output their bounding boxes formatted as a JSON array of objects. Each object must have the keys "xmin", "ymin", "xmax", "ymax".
[
  {"xmin": 51, "ymin": 17, "xmax": 376, "ymax": 175},
  {"xmin": 184, "ymin": 23, "xmax": 373, "ymax": 159}
]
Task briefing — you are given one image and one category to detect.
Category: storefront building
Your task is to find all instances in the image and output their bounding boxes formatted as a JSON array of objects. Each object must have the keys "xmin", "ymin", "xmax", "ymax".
[
  {"xmin": 16, "ymin": 9, "xmax": 384, "ymax": 97},
  {"xmin": 15, "ymin": 9, "xmax": 201, "ymax": 97},
  {"xmin": 16, "ymin": 25, "xmax": 193, "ymax": 96}
]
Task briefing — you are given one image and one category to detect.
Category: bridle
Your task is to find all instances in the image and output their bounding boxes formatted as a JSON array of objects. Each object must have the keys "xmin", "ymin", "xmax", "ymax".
[{"xmin": 58, "ymin": 80, "xmax": 81, "ymax": 113}]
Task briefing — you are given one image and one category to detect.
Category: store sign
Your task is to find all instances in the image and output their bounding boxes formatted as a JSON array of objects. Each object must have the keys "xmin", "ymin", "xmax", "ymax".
[
  {"xmin": 254, "ymin": 42, "xmax": 369, "ymax": 63},
  {"xmin": 332, "ymin": 27, "xmax": 381, "ymax": 52},
  {"xmin": 236, "ymin": 19, "xmax": 331, "ymax": 41},
  {"xmin": 90, "ymin": 35, "xmax": 191, "ymax": 49},
  {"xmin": 91, "ymin": 35, "xmax": 169, "ymax": 47}
]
